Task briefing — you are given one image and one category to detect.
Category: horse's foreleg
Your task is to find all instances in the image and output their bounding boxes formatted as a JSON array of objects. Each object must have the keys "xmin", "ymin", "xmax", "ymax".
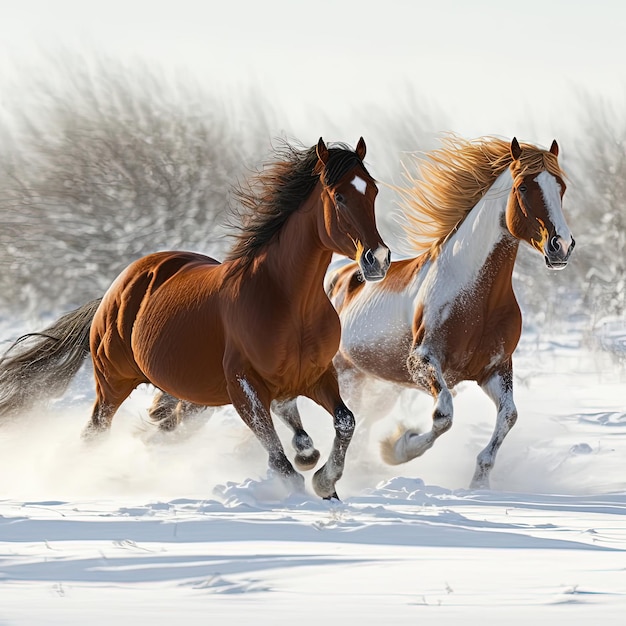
[
  {"xmin": 381, "ymin": 351, "xmax": 453, "ymax": 465},
  {"xmin": 307, "ymin": 370, "xmax": 355, "ymax": 500},
  {"xmin": 227, "ymin": 374, "xmax": 304, "ymax": 493},
  {"xmin": 271, "ymin": 398, "xmax": 320, "ymax": 471},
  {"xmin": 471, "ymin": 367, "xmax": 518, "ymax": 489}
]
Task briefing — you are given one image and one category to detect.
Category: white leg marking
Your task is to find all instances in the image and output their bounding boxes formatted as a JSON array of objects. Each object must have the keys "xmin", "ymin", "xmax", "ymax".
[{"xmin": 471, "ymin": 372, "xmax": 518, "ymax": 489}]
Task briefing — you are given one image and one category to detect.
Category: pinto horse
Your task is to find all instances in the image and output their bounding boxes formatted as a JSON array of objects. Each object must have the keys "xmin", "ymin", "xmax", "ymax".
[
  {"xmin": 0, "ymin": 137, "xmax": 390, "ymax": 499},
  {"xmin": 273, "ymin": 135, "xmax": 575, "ymax": 489}
]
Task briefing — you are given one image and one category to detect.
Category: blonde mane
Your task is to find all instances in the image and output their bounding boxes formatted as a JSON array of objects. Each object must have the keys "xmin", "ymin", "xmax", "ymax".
[{"xmin": 397, "ymin": 134, "xmax": 566, "ymax": 257}]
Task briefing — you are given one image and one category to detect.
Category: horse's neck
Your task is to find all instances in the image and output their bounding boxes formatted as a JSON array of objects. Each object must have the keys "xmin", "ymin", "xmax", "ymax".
[
  {"xmin": 261, "ymin": 197, "xmax": 333, "ymax": 302},
  {"xmin": 413, "ymin": 170, "xmax": 518, "ymax": 299}
]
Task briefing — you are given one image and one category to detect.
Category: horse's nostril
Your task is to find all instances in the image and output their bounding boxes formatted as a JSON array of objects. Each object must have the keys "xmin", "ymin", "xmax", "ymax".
[
  {"xmin": 364, "ymin": 249, "xmax": 375, "ymax": 265},
  {"xmin": 548, "ymin": 236, "xmax": 561, "ymax": 254}
]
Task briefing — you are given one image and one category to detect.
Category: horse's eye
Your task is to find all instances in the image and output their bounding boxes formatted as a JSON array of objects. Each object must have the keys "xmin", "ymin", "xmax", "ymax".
[
  {"xmin": 519, "ymin": 185, "xmax": 527, "ymax": 193},
  {"xmin": 335, "ymin": 193, "xmax": 345, "ymax": 205}
]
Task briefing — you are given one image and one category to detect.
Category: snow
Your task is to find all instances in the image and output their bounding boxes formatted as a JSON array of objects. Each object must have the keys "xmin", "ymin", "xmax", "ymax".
[{"xmin": 0, "ymin": 317, "xmax": 625, "ymax": 624}]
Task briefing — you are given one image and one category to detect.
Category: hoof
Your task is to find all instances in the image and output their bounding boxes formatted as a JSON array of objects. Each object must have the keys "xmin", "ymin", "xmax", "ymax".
[
  {"xmin": 81, "ymin": 424, "xmax": 108, "ymax": 442},
  {"xmin": 294, "ymin": 448, "xmax": 320, "ymax": 471},
  {"xmin": 279, "ymin": 470, "xmax": 306, "ymax": 494},
  {"xmin": 469, "ymin": 478, "xmax": 490, "ymax": 490},
  {"xmin": 312, "ymin": 466, "xmax": 342, "ymax": 500}
]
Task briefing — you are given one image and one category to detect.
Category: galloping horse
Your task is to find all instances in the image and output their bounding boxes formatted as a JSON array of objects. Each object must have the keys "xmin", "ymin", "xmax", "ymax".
[
  {"xmin": 274, "ymin": 135, "xmax": 575, "ymax": 489},
  {"xmin": 0, "ymin": 137, "xmax": 390, "ymax": 499}
]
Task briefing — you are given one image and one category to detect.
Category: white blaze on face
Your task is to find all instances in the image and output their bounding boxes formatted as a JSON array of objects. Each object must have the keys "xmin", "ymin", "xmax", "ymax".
[
  {"xmin": 351, "ymin": 175, "xmax": 367, "ymax": 195},
  {"xmin": 534, "ymin": 171, "xmax": 573, "ymax": 251}
]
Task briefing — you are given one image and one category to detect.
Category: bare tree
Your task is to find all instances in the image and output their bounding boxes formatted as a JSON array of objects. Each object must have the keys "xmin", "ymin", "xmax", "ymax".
[
  {"xmin": 567, "ymin": 93, "xmax": 626, "ymax": 322},
  {"xmin": 0, "ymin": 51, "xmax": 276, "ymax": 314}
]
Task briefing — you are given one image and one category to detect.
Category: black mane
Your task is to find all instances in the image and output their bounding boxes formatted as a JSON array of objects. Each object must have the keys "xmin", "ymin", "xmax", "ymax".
[{"xmin": 226, "ymin": 140, "xmax": 369, "ymax": 269}]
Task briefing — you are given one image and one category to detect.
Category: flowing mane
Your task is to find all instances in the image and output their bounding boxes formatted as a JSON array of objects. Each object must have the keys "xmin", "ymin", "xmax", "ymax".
[
  {"xmin": 226, "ymin": 140, "xmax": 368, "ymax": 272},
  {"xmin": 397, "ymin": 134, "xmax": 566, "ymax": 257}
]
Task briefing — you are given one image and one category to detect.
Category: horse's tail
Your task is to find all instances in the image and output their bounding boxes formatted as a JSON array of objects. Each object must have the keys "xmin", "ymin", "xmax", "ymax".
[{"xmin": 0, "ymin": 298, "xmax": 103, "ymax": 418}]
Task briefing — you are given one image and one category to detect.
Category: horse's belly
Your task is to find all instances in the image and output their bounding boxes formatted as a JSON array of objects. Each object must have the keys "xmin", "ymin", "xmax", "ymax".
[{"xmin": 132, "ymin": 293, "xmax": 230, "ymax": 405}]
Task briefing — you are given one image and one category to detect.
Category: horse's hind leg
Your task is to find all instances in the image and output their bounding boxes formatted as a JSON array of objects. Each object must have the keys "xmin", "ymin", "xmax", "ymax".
[
  {"xmin": 272, "ymin": 398, "xmax": 320, "ymax": 470},
  {"xmin": 83, "ymin": 359, "xmax": 142, "ymax": 439},
  {"xmin": 381, "ymin": 350, "xmax": 453, "ymax": 465},
  {"xmin": 470, "ymin": 365, "xmax": 518, "ymax": 489},
  {"xmin": 149, "ymin": 390, "xmax": 206, "ymax": 432},
  {"xmin": 82, "ymin": 380, "xmax": 137, "ymax": 440}
]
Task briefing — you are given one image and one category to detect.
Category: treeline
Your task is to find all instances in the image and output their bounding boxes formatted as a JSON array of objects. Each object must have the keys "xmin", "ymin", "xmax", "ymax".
[
  {"xmin": 0, "ymin": 54, "xmax": 273, "ymax": 312},
  {"xmin": 0, "ymin": 53, "xmax": 624, "ymax": 340}
]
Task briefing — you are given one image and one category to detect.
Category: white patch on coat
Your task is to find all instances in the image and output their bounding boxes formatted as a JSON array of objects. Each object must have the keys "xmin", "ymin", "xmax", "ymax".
[{"xmin": 351, "ymin": 176, "xmax": 367, "ymax": 195}]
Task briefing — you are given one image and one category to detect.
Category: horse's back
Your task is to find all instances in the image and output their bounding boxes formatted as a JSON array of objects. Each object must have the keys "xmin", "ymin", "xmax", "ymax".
[{"xmin": 96, "ymin": 250, "xmax": 222, "ymax": 335}]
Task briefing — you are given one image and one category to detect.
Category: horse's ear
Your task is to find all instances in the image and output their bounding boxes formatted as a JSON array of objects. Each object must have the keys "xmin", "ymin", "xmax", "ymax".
[
  {"xmin": 316, "ymin": 137, "xmax": 329, "ymax": 165},
  {"xmin": 356, "ymin": 137, "xmax": 366, "ymax": 161},
  {"xmin": 549, "ymin": 139, "xmax": 559, "ymax": 157},
  {"xmin": 510, "ymin": 137, "xmax": 522, "ymax": 160}
]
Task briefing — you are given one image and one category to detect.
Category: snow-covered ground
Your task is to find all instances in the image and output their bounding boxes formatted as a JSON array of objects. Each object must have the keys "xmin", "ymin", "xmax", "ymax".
[{"xmin": 0, "ymin": 316, "xmax": 625, "ymax": 624}]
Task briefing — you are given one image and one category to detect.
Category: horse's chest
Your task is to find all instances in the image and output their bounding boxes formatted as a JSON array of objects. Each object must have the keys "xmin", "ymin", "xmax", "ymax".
[
  {"xmin": 418, "ymin": 296, "xmax": 518, "ymax": 384},
  {"xmin": 251, "ymin": 308, "xmax": 341, "ymax": 387},
  {"xmin": 293, "ymin": 312, "xmax": 341, "ymax": 368}
]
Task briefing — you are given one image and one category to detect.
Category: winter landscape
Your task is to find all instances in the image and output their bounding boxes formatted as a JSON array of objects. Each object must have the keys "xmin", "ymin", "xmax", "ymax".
[
  {"xmin": 1, "ymin": 1, "xmax": 626, "ymax": 624},
  {"xmin": 0, "ymin": 316, "xmax": 624, "ymax": 624}
]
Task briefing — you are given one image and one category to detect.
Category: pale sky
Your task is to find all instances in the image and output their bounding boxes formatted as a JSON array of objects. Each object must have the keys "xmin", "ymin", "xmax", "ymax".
[{"xmin": 1, "ymin": 0, "xmax": 625, "ymax": 146}]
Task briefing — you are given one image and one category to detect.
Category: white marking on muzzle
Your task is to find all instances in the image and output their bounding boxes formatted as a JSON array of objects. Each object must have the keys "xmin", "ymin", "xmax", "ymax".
[
  {"xmin": 373, "ymin": 245, "xmax": 390, "ymax": 267},
  {"xmin": 351, "ymin": 175, "xmax": 367, "ymax": 195}
]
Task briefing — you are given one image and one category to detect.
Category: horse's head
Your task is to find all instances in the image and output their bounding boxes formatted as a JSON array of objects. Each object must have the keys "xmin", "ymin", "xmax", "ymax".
[
  {"xmin": 505, "ymin": 137, "xmax": 575, "ymax": 270},
  {"xmin": 315, "ymin": 137, "xmax": 390, "ymax": 281}
]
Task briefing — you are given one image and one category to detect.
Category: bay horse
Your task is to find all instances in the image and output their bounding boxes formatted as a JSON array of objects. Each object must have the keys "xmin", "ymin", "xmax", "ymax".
[
  {"xmin": 0, "ymin": 137, "xmax": 391, "ymax": 500},
  {"xmin": 273, "ymin": 135, "xmax": 575, "ymax": 489}
]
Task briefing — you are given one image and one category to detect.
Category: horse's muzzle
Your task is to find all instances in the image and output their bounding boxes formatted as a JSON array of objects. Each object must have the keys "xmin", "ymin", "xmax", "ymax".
[
  {"xmin": 545, "ymin": 235, "xmax": 575, "ymax": 270},
  {"xmin": 360, "ymin": 246, "xmax": 391, "ymax": 282}
]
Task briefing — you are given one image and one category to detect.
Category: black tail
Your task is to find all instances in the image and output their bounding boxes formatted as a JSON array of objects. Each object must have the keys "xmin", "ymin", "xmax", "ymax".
[{"xmin": 0, "ymin": 298, "xmax": 103, "ymax": 418}]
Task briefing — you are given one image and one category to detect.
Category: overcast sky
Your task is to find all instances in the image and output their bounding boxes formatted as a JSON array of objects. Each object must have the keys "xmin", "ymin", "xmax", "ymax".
[{"xmin": 1, "ymin": 0, "xmax": 625, "ymax": 146}]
